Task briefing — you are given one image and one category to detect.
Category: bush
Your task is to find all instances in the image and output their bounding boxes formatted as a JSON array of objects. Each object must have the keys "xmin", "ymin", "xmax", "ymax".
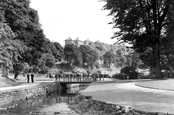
[
  {"xmin": 169, "ymin": 71, "xmax": 174, "ymax": 78},
  {"xmin": 112, "ymin": 73, "xmax": 127, "ymax": 80},
  {"xmin": 95, "ymin": 46, "xmax": 103, "ymax": 51},
  {"xmin": 120, "ymin": 66, "xmax": 138, "ymax": 79}
]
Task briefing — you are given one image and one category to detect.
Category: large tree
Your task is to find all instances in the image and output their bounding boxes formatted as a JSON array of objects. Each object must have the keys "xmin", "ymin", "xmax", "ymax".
[
  {"xmin": 102, "ymin": 0, "xmax": 174, "ymax": 79},
  {"xmin": 0, "ymin": 22, "xmax": 27, "ymax": 77},
  {"xmin": 0, "ymin": 0, "xmax": 46, "ymax": 67}
]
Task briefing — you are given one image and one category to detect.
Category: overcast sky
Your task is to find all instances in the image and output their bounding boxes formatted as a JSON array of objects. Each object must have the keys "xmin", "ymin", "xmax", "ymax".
[{"xmin": 30, "ymin": 0, "xmax": 117, "ymax": 46}]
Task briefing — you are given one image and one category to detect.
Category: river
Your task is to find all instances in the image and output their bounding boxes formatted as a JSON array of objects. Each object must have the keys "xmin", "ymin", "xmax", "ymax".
[{"xmin": 0, "ymin": 84, "xmax": 86, "ymax": 115}]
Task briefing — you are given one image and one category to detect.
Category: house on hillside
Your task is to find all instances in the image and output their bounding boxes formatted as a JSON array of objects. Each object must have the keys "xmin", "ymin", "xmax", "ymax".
[
  {"xmin": 74, "ymin": 38, "xmax": 84, "ymax": 47},
  {"xmin": 65, "ymin": 37, "xmax": 74, "ymax": 45},
  {"xmin": 84, "ymin": 39, "xmax": 93, "ymax": 45}
]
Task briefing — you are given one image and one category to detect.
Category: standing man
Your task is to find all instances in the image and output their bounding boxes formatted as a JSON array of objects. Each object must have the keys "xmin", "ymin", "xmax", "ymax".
[
  {"xmin": 27, "ymin": 73, "xmax": 30, "ymax": 83},
  {"xmin": 31, "ymin": 73, "xmax": 35, "ymax": 83}
]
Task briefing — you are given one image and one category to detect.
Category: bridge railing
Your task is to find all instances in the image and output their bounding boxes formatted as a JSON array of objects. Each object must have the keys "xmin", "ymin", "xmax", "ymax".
[{"xmin": 54, "ymin": 73, "xmax": 111, "ymax": 82}]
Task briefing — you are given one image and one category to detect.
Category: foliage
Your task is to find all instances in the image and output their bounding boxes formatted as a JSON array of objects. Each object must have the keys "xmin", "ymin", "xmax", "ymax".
[
  {"xmin": 52, "ymin": 42, "xmax": 64, "ymax": 61},
  {"xmin": 0, "ymin": 0, "xmax": 47, "ymax": 68},
  {"xmin": 37, "ymin": 53, "xmax": 56, "ymax": 74},
  {"xmin": 95, "ymin": 46, "xmax": 103, "ymax": 51},
  {"xmin": 0, "ymin": 0, "xmax": 66, "ymax": 75},
  {"xmin": 116, "ymin": 49, "xmax": 122, "ymax": 56},
  {"xmin": 42, "ymin": 39, "xmax": 64, "ymax": 61},
  {"xmin": 120, "ymin": 66, "xmax": 138, "ymax": 79},
  {"xmin": 22, "ymin": 62, "xmax": 30, "ymax": 73},
  {"xmin": 114, "ymin": 55, "xmax": 127, "ymax": 68},
  {"xmin": 79, "ymin": 45, "xmax": 99, "ymax": 68},
  {"xmin": 0, "ymin": 22, "xmax": 27, "ymax": 70},
  {"xmin": 112, "ymin": 73, "xmax": 127, "ymax": 80},
  {"xmin": 102, "ymin": 0, "xmax": 174, "ymax": 79},
  {"xmin": 64, "ymin": 44, "xmax": 83, "ymax": 67},
  {"xmin": 13, "ymin": 62, "xmax": 27, "ymax": 79},
  {"xmin": 103, "ymin": 50, "xmax": 115, "ymax": 68},
  {"xmin": 40, "ymin": 53, "xmax": 55, "ymax": 68}
]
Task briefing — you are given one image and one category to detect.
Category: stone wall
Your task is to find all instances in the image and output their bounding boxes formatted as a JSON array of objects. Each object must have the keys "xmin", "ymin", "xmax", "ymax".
[
  {"xmin": 83, "ymin": 96, "xmax": 168, "ymax": 115},
  {"xmin": 0, "ymin": 82, "xmax": 61, "ymax": 107}
]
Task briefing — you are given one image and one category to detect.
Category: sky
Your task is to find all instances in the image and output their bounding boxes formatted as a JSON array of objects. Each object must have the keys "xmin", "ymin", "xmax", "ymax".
[{"xmin": 30, "ymin": 0, "xmax": 117, "ymax": 46}]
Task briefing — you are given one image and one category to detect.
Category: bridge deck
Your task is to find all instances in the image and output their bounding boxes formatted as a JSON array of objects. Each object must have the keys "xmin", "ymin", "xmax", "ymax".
[{"xmin": 59, "ymin": 81, "xmax": 92, "ymax": 84}]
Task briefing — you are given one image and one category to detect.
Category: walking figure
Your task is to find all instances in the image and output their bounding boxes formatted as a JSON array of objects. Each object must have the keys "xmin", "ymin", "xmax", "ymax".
[{"xmin": 31, "ymin": 73, "xmax": 35, "ymax": 83}]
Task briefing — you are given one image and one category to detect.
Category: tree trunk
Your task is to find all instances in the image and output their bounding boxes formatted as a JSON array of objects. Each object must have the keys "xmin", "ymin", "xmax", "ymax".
[{"xmin": 154, "ymin": 41, "xmax": 162, "ymax": 79}]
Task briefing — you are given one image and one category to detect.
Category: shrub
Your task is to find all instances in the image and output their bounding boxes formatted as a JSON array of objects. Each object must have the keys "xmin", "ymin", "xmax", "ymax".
[
  {"xmin": 95, "ymin": 46, "xmax": 103, "ymax": 51},
  {"xmin": 169, "ymin": 71, "xmax": 174, "ymax": 78},
  {"xmin": 112, "ymin": 73, "xmax": 127, "ymax": 79},
  {"xmin": 120, "ymin": 66, "xmax": 138, "ymax": 79}
]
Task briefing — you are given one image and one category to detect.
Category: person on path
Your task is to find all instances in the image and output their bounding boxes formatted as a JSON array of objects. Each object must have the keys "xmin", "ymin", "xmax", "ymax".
[
  {"xmin": 31, "ymin": 73, "xmax": 35, "ymax": 83},
  {"xmin": 55, "ymin": 74, "xmax": 58, "ymax": 81},
  {"xmin": 27, "ymin": 73, "xmax": 30, "ymax": 83}
]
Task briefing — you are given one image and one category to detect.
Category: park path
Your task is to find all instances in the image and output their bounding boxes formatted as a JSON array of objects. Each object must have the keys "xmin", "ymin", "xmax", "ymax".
[
  {"xmin": 81, "ymin": 81, "xmax": 174, "ymax": 114},
  {"xmin": 0, "ymin": 82, "xmax": 41, "ymax": 92}
]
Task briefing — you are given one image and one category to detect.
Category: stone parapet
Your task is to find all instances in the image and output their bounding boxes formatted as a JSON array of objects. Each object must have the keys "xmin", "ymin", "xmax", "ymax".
[{"xmin": 0, "ymin": 82, "xmax": 61, "ymax": 107}]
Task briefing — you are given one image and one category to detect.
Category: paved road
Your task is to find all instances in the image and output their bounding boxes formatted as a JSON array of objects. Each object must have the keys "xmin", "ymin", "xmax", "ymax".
[{"xmin": 81, "ymin": 81, "xmax": 174, "ymax": 114}]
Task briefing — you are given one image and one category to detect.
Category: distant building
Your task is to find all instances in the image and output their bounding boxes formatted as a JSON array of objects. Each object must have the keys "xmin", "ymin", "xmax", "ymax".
[
  {"xmin": 74, "ymin": 38, "xmax": 84, "ymax": 47},
  {"xmin": 65, "ymin": 37, "xmax": 94, "ymax": 47},
  {"xmin": 64, "ymin": 37, "xmax": 74, "ymax": 45},
  {"xmin": 84, "ymin": 39, "xmax": 93, "ymax": 45}
]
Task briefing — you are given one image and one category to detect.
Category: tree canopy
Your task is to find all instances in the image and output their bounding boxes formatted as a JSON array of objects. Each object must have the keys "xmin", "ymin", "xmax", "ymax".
[
  {"xmin": 102, "ymin": 0, "xmax": 174, "ymax": 78},
  {"xmin": 0, "ymin": 0, "xmax": 64, "ymax": 76},
  {"xmin": 103, "ymin": 50, "xmax": 115, "ymax": 68},
  {"xmin": 64, "ymin": 44, "xmax": 83, "ymax": 67},
  {"xmin": 79, "ymin": 45, "xmax": 99, "ymax": 68}
]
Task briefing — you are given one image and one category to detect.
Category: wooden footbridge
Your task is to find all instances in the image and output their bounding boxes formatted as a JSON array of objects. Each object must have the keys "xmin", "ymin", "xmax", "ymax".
[{"xmin": 54, "ymin": 73, "xmax": 110, "ymax": 88}]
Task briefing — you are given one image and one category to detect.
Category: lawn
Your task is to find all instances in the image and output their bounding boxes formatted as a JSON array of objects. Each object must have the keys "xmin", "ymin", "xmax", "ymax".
[
  {"xmin": 81, "ymin": 80, "xmax": 174, "ymax": 114},
  {"xmin": 136, "ymin": 79, "xmax": 174, "ymax": 91}
]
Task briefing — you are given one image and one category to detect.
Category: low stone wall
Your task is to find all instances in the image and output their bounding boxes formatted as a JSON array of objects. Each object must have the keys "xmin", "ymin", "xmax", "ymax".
[
  {"xmin": 0, "ymin": 82, "xmax": 61, "ymax": 107},
  {"xmin": 83, "ymin": 96, "xmax": 168, "ymax": 115}
]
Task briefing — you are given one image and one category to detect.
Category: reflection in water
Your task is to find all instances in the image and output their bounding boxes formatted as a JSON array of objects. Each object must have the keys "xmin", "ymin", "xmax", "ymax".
[{"xmin": 0, "ymin": 84, "xmax": 86, "ymax": 115}]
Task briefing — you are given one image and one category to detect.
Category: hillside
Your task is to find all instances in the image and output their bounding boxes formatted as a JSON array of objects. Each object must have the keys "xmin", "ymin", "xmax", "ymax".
[
  {"xmin": 54, "ymin": 42, "xmax": 129, "ymax": 76},
  {"xmin": 89, "ymin": 42, "xmax": 128, "ymax": 58}
]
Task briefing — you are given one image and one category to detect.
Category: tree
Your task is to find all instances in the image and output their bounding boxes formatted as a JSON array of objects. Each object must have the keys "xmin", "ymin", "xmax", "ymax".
[
  {"xmin": 0, "ymin": 22, "xmax": 27, "ymax": 77},
  {"xmin": 103, "ymin": 50, "xmax": 115, "ymax": 68},
  {"xmin": 52, "ymin": 42, "xmax": 64, "ymax": 61},
  {"xmin": 13, "ymin": 62, "xmax": 25, "ymax": 79},
  {"xmin": 42, "ymin": 39, "xmax": 64, "ymax": 61},
  {"xmin": 79, "ymin": 45, "xmax": 92, "ymax": 66},
  {"xmin": 64, "ymin": 44, "xmax": 83, "ymax": 67},
  {"xmin": 0, "ymin": 0, "xmax": 46, "ymax": 67},
  {"xmin": 79, "ymin": 45, "xmax": 99, "ymax": 68},
  {"xmin": 40, "ymin": 53, "xmax": 56, "ymax": 69},
  {"xmin": 102, "ymin": 0, "xmax": 174, "ymax": 79}
]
